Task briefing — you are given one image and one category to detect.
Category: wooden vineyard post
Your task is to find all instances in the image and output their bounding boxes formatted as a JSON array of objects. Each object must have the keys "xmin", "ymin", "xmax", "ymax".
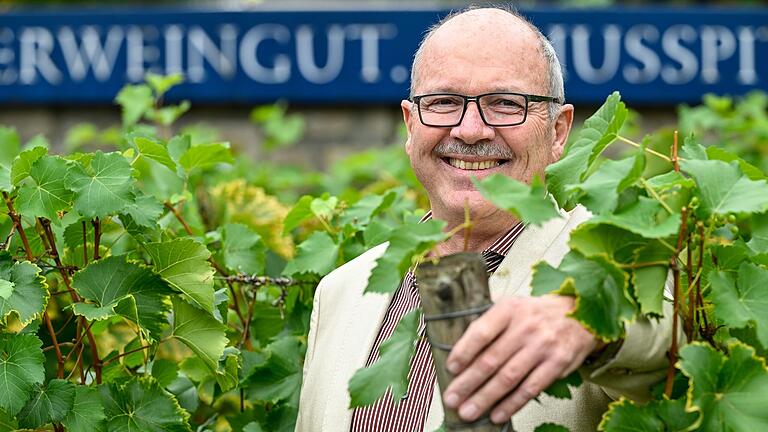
[{"xmin": 416, "ymin": 252, "xmax": 509, "ymax": 432}]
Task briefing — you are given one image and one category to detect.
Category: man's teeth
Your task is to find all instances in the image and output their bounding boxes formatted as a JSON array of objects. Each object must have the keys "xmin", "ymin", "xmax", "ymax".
[{"xmin": 447, "ymin": 158, "xmax": 500, "ymax": 170}]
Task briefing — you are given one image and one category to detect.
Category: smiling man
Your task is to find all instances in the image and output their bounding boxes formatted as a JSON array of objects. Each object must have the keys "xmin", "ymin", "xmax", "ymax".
[{"xmin": 296, "ymin": 6, "xmax": 675, "ymax": 432}]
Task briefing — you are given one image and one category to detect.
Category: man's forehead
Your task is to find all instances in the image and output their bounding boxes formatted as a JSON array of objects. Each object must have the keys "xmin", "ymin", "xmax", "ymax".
[{"xmin": 414, "ymin": 11, "xmax": 547, "ymax": 93}]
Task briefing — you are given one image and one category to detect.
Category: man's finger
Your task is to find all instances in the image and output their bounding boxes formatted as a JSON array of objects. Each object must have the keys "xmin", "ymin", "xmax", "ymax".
[
  {"xmin": 455, "ymin": 347, "xmax": 541, "ymax": 422},
  {"xmin": 443, "ymin": 325, "xmax": 526, "ymax": 411},
  {"xmin": 489, "ymin": 360, "xmax": 564, "ymax": 424},
  {"xmin": 446, "ymin": 299, "xmax": 518, "ymax": 374}
]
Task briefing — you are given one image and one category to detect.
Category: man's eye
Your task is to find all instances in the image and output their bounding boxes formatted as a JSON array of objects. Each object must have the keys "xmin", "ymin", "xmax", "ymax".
[
  {"xmin": 430, "ymin": 98, "xmax": 461, "ymax": 107},
  {"xmin": 494, "ymin": 98, "xmax": 523, "ymax": 108}
]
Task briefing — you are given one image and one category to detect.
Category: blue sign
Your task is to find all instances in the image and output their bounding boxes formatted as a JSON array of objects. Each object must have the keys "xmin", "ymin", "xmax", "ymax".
[{"xmin": 0, "ymin": 7, "xmax": 766, "ymax": 104}]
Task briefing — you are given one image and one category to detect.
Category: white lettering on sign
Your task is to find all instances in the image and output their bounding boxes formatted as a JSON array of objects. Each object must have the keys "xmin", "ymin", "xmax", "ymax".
[
  {"xmin": 0, "ymin": 19, "xmax": 765, "ymax": 92},
  {"xmin": 126, "ymin": 25, "xmax": 162, "ymax": 82},
  {"xmin": 19, "ymin": 27, "xmax": 62, "ymax": 84},
  {"xmin": 58, "ymin": 26, "xmax": 124, "ymax": 81},
  {"xmin": 623, "ymin": 25, "xmax": 661, "ymax": 84},
  {"xmin": 548, "ymin": 23, "xmax": 768, "ymax": 86},
  {"xmin": 239, "ymin": 24, "xmax": 291, "ymax": 84},
  {"xmin": 296, "ymin": 24, "xmax": 346, "ymax": 84},
  {"xmin": 188, "ymin": 24, "xmax": 237, "ymax": 83},
  {"xmin": 571, "ymin": 24, "xmax": 622, "ymax": 84}
]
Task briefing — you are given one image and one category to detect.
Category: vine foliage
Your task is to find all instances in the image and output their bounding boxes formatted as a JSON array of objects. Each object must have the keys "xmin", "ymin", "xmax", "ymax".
[{"xmin": 0, "ymin": 74, "xmax": 427, "ymax": 431}]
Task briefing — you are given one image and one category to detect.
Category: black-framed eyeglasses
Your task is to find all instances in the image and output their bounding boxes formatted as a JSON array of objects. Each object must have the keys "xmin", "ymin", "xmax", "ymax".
[{"xmin": 409, "ymin": 92, "xmax": 563, "ymax": 127}]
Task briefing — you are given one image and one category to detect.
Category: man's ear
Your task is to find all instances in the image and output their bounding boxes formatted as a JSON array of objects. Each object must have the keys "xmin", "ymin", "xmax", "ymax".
[
  {"xmin": 401, "ymin": 99, "xmax": 414, "ymax": 153},
  {"xmin": 551, "ymin": 103, "xmax": 574, "ymax": 161}
]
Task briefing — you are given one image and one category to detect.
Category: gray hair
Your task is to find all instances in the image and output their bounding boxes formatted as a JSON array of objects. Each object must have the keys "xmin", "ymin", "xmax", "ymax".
[{"xmin": 409, "ymin": 5, "xmax": 565, "ymax": 120}]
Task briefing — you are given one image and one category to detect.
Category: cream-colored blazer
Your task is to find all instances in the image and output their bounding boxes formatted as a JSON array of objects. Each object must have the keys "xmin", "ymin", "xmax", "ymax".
[{"xmin": 296, "ymin": 207, "xmax": 676, "ymax": 432}]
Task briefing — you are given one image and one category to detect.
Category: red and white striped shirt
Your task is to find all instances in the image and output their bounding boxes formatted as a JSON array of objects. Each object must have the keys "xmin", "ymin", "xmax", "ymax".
[{"xmin": 350, "ymin": 217, "xmax": 526, "ymax": 432}]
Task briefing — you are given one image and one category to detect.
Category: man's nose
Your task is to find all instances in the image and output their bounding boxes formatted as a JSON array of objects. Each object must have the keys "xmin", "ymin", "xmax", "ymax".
[{"xmin": 450, "ymin": 101, "xmax": 496, "ymax": 144}]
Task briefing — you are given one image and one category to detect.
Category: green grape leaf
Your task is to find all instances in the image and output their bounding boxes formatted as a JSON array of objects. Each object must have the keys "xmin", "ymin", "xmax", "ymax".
[
  {"xmin": 706, "ymin": 146, "xmax": 766, "ymax": 181},
  {"xmin": 170, "ymin": 297, "xmax": 228, "ymax": 373},
  {"xmin": 178, "ymin": 142, "xmax": 234, "ymax": 174},
  {"xmin": 0, "ymin": 281, "xmax": 10, "ymax": 299},
  {"xmin": 282, "ymin": 231, "xmax": 339, "ymax": 277},
  {"xmin": 166, "ymin": 376, "xmax": 197, "ymax": 414},
  {"xmin": 338, "ymin": 189, "xmax": 399, "ymax": 228},
  {"xmin": 122, "ymin": 192, "xmax": 164, "ymax": 228},
  {"xmin": 11, "ymin": 145, "xmax": 47, "ymax": 185},
  {"xmin": 166, "ymin": 135, "xmax": 190, "ymax": 164},
  {"xmin": 221, "ymin": 223, "xmax": 266, "ymax": 275},
  {"xmin": 365, "ymin": 220, "xmax": 447, "ymax": 294},
  {"xmin": 681, "ymin": 159, "xmax": 768, "ymax": 217},
  {"xmin": 243, "ymin": 422, "xmax": 266, "ymax": 432},
  {"xmin": 129, "ymin": 136, "xmax": 177, "ymax": 172},
  {"xmin": 598, "ymin": 398, "xmax": 697, "ymax": 431},
  {"xmin": 283, "ymin": 195, "xmax": 313, "ymax": 233},
  {"xmin": 17, "ymin": 379, "xmax": 76, "ymax": 429},
  {"xmin": 546, "ymin": 91, "xmax": 627, "ymax": 209},
  {"xmin": 531, "ymin": 252, "xmax": 634, "ymax": 341},
  {"xmin": 71, "ymin": 256, "xmax": 171, "ymax": 324},
  {"xmin": 145, "ymin": 238, "xmax": 215, "ymax": 314},
  {"xmin": 146, "ymin": 73, "xmax": 184, "ymax": 98},
  {"xmin": 568, "ymin": 224, "xmax": 646, "ymax": 264},
  {"xmin": 534, "ymin": 424, "xmax": 570, "ymax": 432},
  {"xmin": 364, "ymin": 219, "xmax": 394, "ymax": 248},
  {"xmin": 151, "ymin": 359, "xmax": 179, "ymax": 388},
  {"xmin": 309, "ymin": 196, "xmax": 338, "ymax": 220},
  {"xmin": 0, "ymin": 127, "xmax": 20, "ymax": 167},
  {"xmin": 586, "ymin": 196, "xmax": 681, "ymax": 239},
  {"xmin": 0, "ymin": 253, "xmax": 49, "ymax": 326},
  {"xmin": 0, "ymin": 333, "xmax": 45, "ymax": 416},
  {"xmin": 63, "ymin": 219, "xmax": 94, "ymax": 250},
  {"xmin": 349, "ymin": 309, "xmax": 420, "ymax": 407},
  {"xmin": 678, "ymin": 342, "xmax": 768, "ymax": 431},
  {"xmin": 566, "ymin": 152, "xmax": 643, "ymax": 215},
  {"xmin": 147, "ymin": 102, "xmax": 191, "ymax": 127},
  {"xmin": 99, "ymin": 376, "xmax": 191, "ymax": 432},
  {"xmin": 16, "ymin": 155, "xmax": 74, "ymax": 221},
  {"xmin": 66, "ymin": 151, "xmax": 135, "ymax": 218},
  {"xmin": 542, "ymin": 371, "xmax": 582, "ymax": 399},
  {"xmin": 0, "ymin": 165, "xmax": 9, "ymax": 193},
  {"xmin": 748, "ymin": 213, "xmax": 768, "ymax": 255},
  {"xmin": 644, "ymin": 171, "xmax": 695, "ymax": 191},
  {"xmin": 473, "ymin": 174, "xmax": 561, "ymax": 226},
  {"xmin": 709, "ymin": 262, "xmax": 768, "ymax": 347},
  {"xmin": 679, "ymin": 135, "xmax": 707, "ymax": 161},
  {"xmin": 61, "ymin": 385, "xmax": 106, "ymax": 432},
  {"xmin": 115, "ymin": 84, "xmax": 154, "ymax": 126},
  {"xmin": 245, "ymin": 336, "xmax": 305, "ymax": 405},
  {"xmin": 631, "ymin": 241, "xmax": 673, "ymax": 316},
  {"xmin": 114, "ymin": 289, "xmax": 171, "ymax": 342},
  {"xmin": 0, "ymin": 408, "xmax": 18, "ymax": 431}
]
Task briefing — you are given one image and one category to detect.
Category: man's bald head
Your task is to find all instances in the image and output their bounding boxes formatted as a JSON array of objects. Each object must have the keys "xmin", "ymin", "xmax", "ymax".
[{"xmin": 409, "ymin": 6, "xmax": 564, "ymax": 119}]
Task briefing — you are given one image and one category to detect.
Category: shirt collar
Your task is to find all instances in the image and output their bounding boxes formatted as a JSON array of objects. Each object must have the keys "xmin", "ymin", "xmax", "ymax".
[{"xmin": 419, "ymin": 210, "xmax": 524, "ymax": 258}]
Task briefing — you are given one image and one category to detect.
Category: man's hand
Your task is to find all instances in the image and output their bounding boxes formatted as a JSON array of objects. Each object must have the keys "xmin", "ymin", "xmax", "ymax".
[{"xmin": 442, "ymin": 295, "xmax": 598, "ymax": 424}]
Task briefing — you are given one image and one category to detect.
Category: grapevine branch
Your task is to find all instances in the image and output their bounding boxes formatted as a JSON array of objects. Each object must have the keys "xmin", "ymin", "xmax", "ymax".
[
  {"xmin": 92, "ymin": 217, "xmax": 102, "ymax": 261},
  {"xmin": 664, "ymin": 132, "xmax": 683, "ymax": 398},
  {"xmin": 39, "ymin": 218, "xmax": 103, "ymax": 384},
  {"xmin": 82, "ymin": 220, "xmax": 88, "ymax": 266},
  {"xmin": 2, "ymin": 192, "xmax": 65, "ymax": 378},
  {"xmin": 617, "ymin": 135, "xmax": 674, "ymax": 162}
]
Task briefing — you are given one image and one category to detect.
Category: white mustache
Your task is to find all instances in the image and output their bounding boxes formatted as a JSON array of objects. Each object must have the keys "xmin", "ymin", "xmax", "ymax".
[{"xmin": 433, "ymin": 141, "xmax": 514, "ymax": 159}]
